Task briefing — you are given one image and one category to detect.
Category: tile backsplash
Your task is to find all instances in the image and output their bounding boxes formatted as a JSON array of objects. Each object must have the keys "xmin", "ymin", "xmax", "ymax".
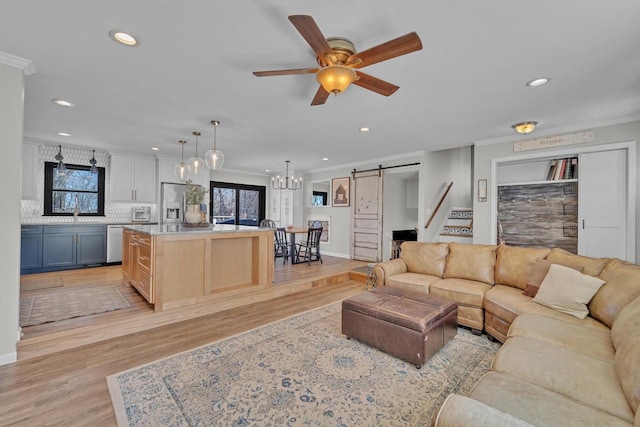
[{"xmin": 21, "ymin": 144, "xmax": 156, "ymax": 224}]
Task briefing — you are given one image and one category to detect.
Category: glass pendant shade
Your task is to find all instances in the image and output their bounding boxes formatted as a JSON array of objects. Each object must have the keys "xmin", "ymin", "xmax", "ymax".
[
  {"xmin": 89, "ymin": 149, "xmax": 98, "ymax": 174},
  {"xmin": 316, "ymin": 65, "xmax": 357, "ymax": 94},
  {"xmin": 187, "ymin": 131, "xmax": 204, "ymax": 175},
  {"xmin": 55, "ymin": 145, "xmax": 67, "ymax": 176},
  {"xmin": 205, "ymin": 120, "xmax": 224, "ymax": 170},
  {"xmin": 174, "ymin": 140, "xmax": 190, "ymax": 181},
  {"xmin": 205, "ymin": 149, "xmax": 224, "ymax": 170}
]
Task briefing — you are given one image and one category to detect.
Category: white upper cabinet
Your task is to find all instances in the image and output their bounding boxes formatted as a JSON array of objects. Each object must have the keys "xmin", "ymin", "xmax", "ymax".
[
  {"xmin": 22, "ymin": 142, "xmax": 39, "ymax": 199},
  {"xmin": 110, "ymin": 154, "xmax": 156, "ymax": 202}
]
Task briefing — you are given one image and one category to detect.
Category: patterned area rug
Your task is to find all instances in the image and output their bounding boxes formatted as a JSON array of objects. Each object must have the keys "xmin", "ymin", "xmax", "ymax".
[
  {"xmin": 107, "ymin": 303, "xmax": 500, "ymax": 426},
  {"xmin": 20, "ymin": 285, "xmax": 130, "ymax": 327},
  {"xmin": 20, "ymin": 276, "xmax": 64, "ymax": 292}
]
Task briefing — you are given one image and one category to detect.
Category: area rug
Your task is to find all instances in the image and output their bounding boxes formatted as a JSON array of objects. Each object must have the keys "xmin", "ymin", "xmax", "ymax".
[
  {"xmin": 107, "ymin": 302, "xmax": 501, "ymax": 426},
  {"xmin": 20, "ymin": 276, "xmax": 64, "ymax": 292},
  {"xmin": 20, "ymin": 285, "xmax": 130, "ymax": 327}
]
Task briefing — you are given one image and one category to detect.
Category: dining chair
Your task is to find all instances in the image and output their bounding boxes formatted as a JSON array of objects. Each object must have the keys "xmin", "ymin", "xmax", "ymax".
[
  {"xmin": 274, "ymin": 227, "xmax": 289, "ymax": 264},
  {"xmin": 296, "ymin": 227, "xmax": 323, "ymax": 265},
  {"xmin": 260, "ymin": 219, "xmax": 277, "ymax": 228}
]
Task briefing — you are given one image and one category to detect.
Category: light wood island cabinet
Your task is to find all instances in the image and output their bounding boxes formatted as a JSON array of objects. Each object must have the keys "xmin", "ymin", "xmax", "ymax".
[{"xmin": 122, "ymin": 224, "xmax": 274, "ymax": 311}]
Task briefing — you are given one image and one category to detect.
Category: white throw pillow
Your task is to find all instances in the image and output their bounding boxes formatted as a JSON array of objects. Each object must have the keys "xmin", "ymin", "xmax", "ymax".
[{"xmin": 532, "ymin": 264, "xmax": 606, "ymax": 319}]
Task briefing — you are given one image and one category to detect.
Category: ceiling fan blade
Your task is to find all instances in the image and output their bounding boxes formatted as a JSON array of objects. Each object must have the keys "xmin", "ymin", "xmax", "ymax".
[
  {"xmin": 288, "ymin": 15, "xmax": 333, "ymax": 59},
  {"xmin": 348, "ymin": 32, "xmax": 422, "ymax": 69},
  {"xmin": 311, "ymin": 86, "xmax": 330, "ymax": 106},
  {"xmin": 253, "ymin": 68, "xmax": 318, "ymax": 77},
  {"xmin": 353, "ymin": 71, "xmax": 399, "ymax": 96}
]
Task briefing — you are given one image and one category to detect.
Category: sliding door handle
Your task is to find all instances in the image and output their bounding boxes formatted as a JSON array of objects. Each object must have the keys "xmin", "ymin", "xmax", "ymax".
[{"xmin": 582, "ymin": 219, "xmax": 585, "ymax": 229}]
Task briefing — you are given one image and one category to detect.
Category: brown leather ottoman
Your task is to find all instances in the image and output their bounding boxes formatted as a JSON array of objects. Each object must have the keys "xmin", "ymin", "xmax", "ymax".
[{"xmin": 342, "ymin": 286, "xmax": 458, "ymax": 368}]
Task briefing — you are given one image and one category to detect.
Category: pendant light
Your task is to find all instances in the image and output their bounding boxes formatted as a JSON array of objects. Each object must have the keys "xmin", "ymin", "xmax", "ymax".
[
  {"xmin": 55, "ymin": 145, "xmax": 67, "ymax": 177},
  {"xmin": 187, "ymin": 131, "xmax": 205, "ymax": 175},
  {"xmin": 205, "ymin": 120, "xmax": 224, "ymax": 170},
  {"xmin": 174, "ymin": 140, "xmax": 189, "ymax": 181},
  {"xmin": 271, "ymin": 160, "xmax": 302, "ymax": 190},
  {"xmin": 89, "ymin": 150, "xmax": 98, "ymax": 174}
]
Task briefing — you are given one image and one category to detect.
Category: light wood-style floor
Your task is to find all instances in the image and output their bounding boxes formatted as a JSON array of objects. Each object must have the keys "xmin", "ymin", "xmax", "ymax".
[{"xmin": 2, "ymin": 257, "xmax": 367, "ymax": 426}]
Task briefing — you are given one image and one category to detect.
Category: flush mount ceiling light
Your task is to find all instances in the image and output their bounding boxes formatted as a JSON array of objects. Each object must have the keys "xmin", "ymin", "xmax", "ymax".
[
  {"xmin": 512, "ymin": 121, "xmax": 538, "ymax": 134},
  {"xmin": 109, "ymin": 30, "xmax": 138, "ymax": 46},
  {"xmin": 205, "ymin": 120, "xmax": 224, "ymax": 170},
  {"xmin": 89, "ymin": 149, "xmax": 98, "ymax": 174},
  {"xmin": 526, "ymin": 77, "xmax": 550, "ymax": 87},
  {"xmin": 174, "ymin": 140, "xmax": 189, "ymax": 181},
  {"xmin": 55, "ymin": 145, "xmax": 67, "ymax": 176},
  {"xmin": 271, "ymin": 160, "xmax": 302, "ymax": 190},
  {"xmin": 188, "ymin": 131, "xmax": 206, "ymax": 175},
  {"xmin": 52, "ymin": 98, "xmax": 74, "ymax": 107}
]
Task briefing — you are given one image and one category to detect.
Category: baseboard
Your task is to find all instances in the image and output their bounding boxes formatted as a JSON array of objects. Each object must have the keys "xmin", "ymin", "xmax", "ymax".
[
  {"xmin": 321, "ymin": 250, "xmax": 350, "ymax": 259},
  {"xmin": 0, "ymin": 351, "xmax": 17, "ymax": 366}
]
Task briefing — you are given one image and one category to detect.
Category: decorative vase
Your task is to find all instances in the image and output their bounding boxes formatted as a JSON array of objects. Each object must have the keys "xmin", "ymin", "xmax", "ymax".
[{"xmin": 185, "ymin": 205, "xmax": 201, "ymax": 224}]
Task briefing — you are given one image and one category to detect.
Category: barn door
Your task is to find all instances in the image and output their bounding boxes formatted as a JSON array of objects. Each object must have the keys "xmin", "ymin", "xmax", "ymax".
[{"xmin": 351, "ymin": 169, "xmax": 383, "ymax": 262}]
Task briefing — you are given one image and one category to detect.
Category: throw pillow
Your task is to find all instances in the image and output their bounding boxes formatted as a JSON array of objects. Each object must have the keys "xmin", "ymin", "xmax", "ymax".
[
  {"xmin": 523, "ymin": 258, "xmax": 584, "ymax": 297},
  {"xmin": 532, "ymin": 264, "xmax": 606, "ymax": 319}
]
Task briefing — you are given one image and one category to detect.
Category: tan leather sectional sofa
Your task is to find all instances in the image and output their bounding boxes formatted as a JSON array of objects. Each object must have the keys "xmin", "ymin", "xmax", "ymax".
[{"xmin": 373, "ymin": 241, "xmax": 640, "ymax": 426}]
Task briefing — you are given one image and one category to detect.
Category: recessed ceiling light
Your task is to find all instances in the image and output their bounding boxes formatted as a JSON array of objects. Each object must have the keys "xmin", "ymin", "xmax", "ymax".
[
  {"xmin": 56, "ymin": 132, "xmax": 71, "ymax": 137},
  {"xmin": 52, "ymin": 98, "xmax": 74, "ymax": 107},
  {"xmin": 265, "ymin": 169, "xmax": 270, "ymax": 173},
  {"xmin": 322, "ymin": 157, "xmax": 329, "ymax": 161},
  {"xmin": 526, "ymin": 77, "xmax": 550, "ymax": 87},
  {"xmin": 151, "ymin": 147, "xmax": 160, "ymax": 151},
  {"xmin": 109, "ymin": 30, "xmax": 138, "ymax": 46},
  {"xmin": 359, "ymin": 127, "xmax": 370, "ymax": 132}
]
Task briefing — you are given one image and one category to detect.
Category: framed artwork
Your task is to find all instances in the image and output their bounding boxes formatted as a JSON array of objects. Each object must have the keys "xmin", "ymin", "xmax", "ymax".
[
  {"xmin": 307, "ymin": 215, "xmax": 330, "ymax": 244},
  {"xmin": 478, "ymin": 179, "xmax": 487, "ymax": 202},
  {"xmin": 331, "ymin": 177, "xmax": 350, "ymax": 207}
]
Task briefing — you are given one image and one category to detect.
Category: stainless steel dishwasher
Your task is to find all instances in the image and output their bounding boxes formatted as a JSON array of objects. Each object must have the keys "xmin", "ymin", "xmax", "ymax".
[{"xmin": 107, "ymin": 225, "xmax": 124, "ymax": 263}]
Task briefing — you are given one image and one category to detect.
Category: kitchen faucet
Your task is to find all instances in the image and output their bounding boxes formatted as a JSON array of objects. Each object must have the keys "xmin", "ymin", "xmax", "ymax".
[{"xmin": 73, "ymin": 194, "xmax": 80, "ymax": 222}]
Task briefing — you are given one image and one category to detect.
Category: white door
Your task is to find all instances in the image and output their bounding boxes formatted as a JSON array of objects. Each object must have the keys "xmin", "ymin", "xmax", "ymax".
[
  {"xmin": 578, "ymin": 149, "xmax": 628, "ymax": 260},
  {"xmin": 352, "ymin": 170, "xmax": 383, "ymax": 262}
]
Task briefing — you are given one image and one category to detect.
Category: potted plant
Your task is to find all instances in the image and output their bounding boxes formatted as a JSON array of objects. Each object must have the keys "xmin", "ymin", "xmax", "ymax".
[{"xmin": 185, "ymin": 179, "xmax": 207, "ymax": 224}]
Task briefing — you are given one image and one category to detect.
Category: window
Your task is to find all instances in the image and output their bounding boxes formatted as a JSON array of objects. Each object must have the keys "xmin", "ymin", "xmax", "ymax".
[
  {"xmin": 210, "ymin": 181, "xmax": 265, "ymax": 226},
  {"xmin": 44, "ymin": 162, "xmax": 105, "ymax": 216},
  {"xmin": 312, "ymin": 191, "xmax": 328, "ymax": 206}
]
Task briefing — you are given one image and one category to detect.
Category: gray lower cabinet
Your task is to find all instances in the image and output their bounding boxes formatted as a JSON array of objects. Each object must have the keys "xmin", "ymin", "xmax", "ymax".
[
  {"xmin": 22, "ymin": 224, "xmax": 107, "ymax": 274},
  {"xmin": 20, "ymin": 225, "xmax": 43, "ymax": 271}
]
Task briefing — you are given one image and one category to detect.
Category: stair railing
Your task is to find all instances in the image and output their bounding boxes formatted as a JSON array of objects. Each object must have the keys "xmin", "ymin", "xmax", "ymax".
[{"xmin": 424, "ymin": 182, "xmax": 453, "ymax": 228}]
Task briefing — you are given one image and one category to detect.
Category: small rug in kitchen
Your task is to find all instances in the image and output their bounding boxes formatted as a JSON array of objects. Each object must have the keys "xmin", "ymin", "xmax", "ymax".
[
  {"xmin": 107, "ymin": 302, "xmax": 500, "ymax": 426},
  {"xmin": 20, "ymin": 284, "xmax": 130, "ymax": 327}
]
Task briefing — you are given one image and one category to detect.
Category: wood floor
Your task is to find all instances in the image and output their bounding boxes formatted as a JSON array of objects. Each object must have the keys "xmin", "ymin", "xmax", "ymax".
[{"xmin": 2, "ymin": 257, "xmax": 367, "ymax": 426}]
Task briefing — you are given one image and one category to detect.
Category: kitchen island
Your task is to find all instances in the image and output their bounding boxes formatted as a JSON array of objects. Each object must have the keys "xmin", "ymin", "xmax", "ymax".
[{"xmin": 122, "ymin": 224, "xmax": 274, "ymax": 311}]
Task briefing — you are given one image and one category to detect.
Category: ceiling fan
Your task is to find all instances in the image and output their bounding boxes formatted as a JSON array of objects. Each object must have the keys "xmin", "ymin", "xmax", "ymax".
[{"xmin": 253, "ymin": 15, "xmax": 423, "ymax": 106}]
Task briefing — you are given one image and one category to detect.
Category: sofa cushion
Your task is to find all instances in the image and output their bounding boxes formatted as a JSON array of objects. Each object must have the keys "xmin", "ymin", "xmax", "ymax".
[
  {"xmin": 443, "ymin": 242, "xmax": 497, "ymax": 285},
  {"xmin": 400, "ymin": 241, "xmax": 449, "ymax": 277},
  {"xmin": 611, "ymin": 294, "xmax": 640, "ymax": 412},
  {"xmin": 491, "ymin": 336, "xmax": 634, "ymax": 422},
  {"xmin": 484, "ymin": 285, "xmax": 609, "ymax": 331},
  {"xmin": 546, "ymin": 247, "xmax": 609, "ymax": 277},
  {"xmin": 384, "ymin": 272, "xmax": 440, "ymax": 292},
  {"xmin": 523, "ymin": 258, "xmax": 584, "ymax": 297},
  {"xmin": 507, "ymin": 313, "xmax": 614, "ymax": 362},
  {"xmin": 429, "ymin": 278, "xmax": 491, "ymax": 308},
  {"xmin": 495, "ymin": 244, "xmax": 551, "ymax": 290},
  {"xmin": 434, "ymin": 394, "xmax": 535, "ymax": 427},
  {"xmin": 469, "ymin": 371, "xmax": 633, "ymax": 427},
  {"xmin": 532, "ymin": 264, "xmax": 605, "ymax": 319},
  {"xmin": 589, "ymin": 258, "xmax": 640, "ymax": 328}
]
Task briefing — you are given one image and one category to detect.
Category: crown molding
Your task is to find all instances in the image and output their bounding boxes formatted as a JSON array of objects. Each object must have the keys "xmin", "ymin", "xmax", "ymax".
[
  {"xmin": 0, "ymin": 52, "xmax": 35, "ymax": 75},
  {"xmin": 474, "ymin": 115, "xmax": 640, "ymax": 147}
]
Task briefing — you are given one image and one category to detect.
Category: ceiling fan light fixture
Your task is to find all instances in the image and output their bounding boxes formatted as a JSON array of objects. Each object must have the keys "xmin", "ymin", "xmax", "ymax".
[
  {"xmin": 205, "ymin": 120, "xmax": 224, "ymax": 170},
  {"xmin": 316, "ymin": 65, "xmax": 357, "ymax": 94},
  {"xmin": 512, "ymin": 121, "xmax": 538, "ymax": 135}
]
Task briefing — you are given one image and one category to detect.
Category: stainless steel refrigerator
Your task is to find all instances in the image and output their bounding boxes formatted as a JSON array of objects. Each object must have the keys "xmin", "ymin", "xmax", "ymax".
[{"xmin": 160, "ymin": 182, "xmax": 186, "ymax": 225}]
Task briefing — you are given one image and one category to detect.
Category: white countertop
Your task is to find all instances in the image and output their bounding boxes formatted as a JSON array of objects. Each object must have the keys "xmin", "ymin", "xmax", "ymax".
[{"xmin": 124, "ymin": 223, "xmax": 272, "ymax": 236}]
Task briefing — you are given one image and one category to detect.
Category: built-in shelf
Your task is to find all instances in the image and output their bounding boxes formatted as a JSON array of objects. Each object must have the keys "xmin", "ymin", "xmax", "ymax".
[{"xmin": 498, "ymin": 179, "xmax": 578, "ymax": 187}]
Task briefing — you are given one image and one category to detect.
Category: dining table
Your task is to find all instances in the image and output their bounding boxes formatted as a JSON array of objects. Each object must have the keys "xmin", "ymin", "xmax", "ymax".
[{"xmin": 284, "ymin": 227, "xmax": 308, "ymax": 264}]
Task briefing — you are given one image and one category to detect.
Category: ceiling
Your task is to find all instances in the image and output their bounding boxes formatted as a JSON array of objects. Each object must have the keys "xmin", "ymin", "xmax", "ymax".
[{"xmin": 2, "ymin": 1, "xmax": 640, "ymax": 175}]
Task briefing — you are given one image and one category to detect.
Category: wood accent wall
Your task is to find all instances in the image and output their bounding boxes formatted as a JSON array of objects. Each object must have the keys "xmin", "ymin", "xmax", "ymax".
[{"xmin": 498, "ymin": 182, "xmax": 578, "ymax": 252}]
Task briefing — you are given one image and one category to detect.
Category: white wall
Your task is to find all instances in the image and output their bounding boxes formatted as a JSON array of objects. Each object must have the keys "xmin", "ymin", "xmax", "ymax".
[
  {"xmin": 473, "ymin": 120, "xmax": 640, "ymax": 263},
  {"xmin": 0, "ymin": 63, "xmax": 26, "ymax": 364}
]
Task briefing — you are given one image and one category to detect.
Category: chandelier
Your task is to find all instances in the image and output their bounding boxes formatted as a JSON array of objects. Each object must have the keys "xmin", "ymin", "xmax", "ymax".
[
  {"xmin": 205, "ymin": 120, "xmax": 224, "ymax": 170},
  {"xmin": 272, "ymin": 160, "xmax": 302, "ymax": 190}
]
